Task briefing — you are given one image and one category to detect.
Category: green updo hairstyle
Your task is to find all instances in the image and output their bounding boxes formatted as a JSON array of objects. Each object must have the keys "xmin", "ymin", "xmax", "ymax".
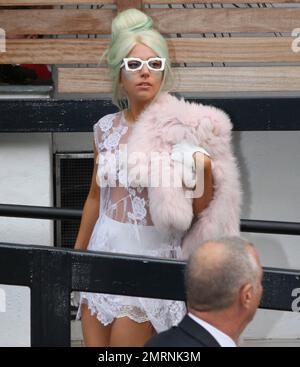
[{"xmin": 98, "ymin": 8, "xmax": 174, "ymax": 111}]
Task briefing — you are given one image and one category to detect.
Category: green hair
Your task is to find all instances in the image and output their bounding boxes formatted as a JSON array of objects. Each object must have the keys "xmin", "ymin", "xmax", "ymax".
[{"xmin": 98, "ymin": 8, "xmax": 174, "ymax": 111}]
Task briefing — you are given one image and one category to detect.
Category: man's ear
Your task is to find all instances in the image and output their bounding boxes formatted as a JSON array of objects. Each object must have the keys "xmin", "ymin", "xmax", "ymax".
[{"xmin": 240, "ymin": 283, "xmax": 254, "ymax": 309}]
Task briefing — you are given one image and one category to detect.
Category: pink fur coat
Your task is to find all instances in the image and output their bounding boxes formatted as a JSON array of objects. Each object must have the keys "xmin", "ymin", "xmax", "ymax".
[{"xmin": 126, "ymin": 91, "xmax": 242, "ymax": 258}]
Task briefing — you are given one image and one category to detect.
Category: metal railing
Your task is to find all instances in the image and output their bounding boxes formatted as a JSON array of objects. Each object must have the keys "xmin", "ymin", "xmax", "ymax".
[{"xmin": 1, "ymin": 203, "xmax": 300, "ymax": 235}]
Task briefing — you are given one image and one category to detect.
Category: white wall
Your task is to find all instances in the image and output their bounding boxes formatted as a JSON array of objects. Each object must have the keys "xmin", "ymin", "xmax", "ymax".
[
  {"xmin": 52, "ymin": 132, "xmax": 92, "ymax": 153},
  {"xmin": 0, "ymin": 285, "xmax": 30, "ymax": 347},
  {"xmin": 0, "ymin": 133, "xmax": 53, "ymax": 246},
  {"xmin": 234, "ymin": 131, "xmax": 300, "ymax": 342},
  {"xmin": 0, "ymin": 133, "xmax": 53, "ymax": 346}
]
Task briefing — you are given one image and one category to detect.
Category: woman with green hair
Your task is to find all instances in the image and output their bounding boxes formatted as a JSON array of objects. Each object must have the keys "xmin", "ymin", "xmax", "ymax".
[{"xmin": 74, "ymin": 7, "xmax": 241, "ymax": 347}]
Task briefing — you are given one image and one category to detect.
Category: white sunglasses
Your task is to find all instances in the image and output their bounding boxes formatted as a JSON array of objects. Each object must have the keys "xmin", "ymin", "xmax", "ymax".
[{"xmin": 120, "ymin": 57, "xmax": 166, "ymax": 72}]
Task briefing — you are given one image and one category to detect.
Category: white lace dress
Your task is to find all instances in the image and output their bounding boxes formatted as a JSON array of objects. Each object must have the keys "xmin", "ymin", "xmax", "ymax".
[{"xmin": 76, "ymin": 110, "xmax": 187, "ymax": 333}]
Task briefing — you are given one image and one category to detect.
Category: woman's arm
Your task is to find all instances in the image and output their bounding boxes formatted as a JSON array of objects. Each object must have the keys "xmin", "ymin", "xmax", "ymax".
[
  {"xmin": 192, "ymin": 152, "xmax": 214, "ymax": 217},
  {"xmin": 74, "ymin": 141, "xmax": 100, "ymax": 250}
]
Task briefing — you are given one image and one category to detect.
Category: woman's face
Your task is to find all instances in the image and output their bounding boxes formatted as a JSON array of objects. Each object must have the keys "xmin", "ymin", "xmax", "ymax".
[{"xmin": 119, "ymin": 43, "xmax": 164, "ymax": 108}]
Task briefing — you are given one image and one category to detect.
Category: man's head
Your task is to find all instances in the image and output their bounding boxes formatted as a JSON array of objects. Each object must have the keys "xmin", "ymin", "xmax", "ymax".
[{"xmin": 185, "ymin": 236, "xmax": 263, "ymax": 333}]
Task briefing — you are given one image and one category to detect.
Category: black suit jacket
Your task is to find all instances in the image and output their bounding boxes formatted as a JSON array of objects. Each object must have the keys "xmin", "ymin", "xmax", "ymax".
[{"xmin": 144, "ymin": 314, "xmax": 221, "ymax": 347}]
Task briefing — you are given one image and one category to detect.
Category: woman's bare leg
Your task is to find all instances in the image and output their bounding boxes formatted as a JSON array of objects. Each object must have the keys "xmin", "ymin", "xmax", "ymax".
[
  {"xmin": 109, "ymin": 316, "xmax": 157, "ymax": 347},
  {"xmin": 80, "ymin": 303, "xmax": 112, "ymax": 347}
]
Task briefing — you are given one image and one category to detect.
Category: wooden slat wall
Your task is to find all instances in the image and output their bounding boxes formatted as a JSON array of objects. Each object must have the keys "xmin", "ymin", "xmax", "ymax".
[
  {"xmin": 1, "ymin": 0, "xmax": 300, "ymax": 5},
  {"xmin": 1, "ymin": 37, "xmax": 299, "ymax": 64},
  {"xmin": 58, "ymin": 66, "xmax": 300, "ymax": 93},
  {"xmin": 1, "ymin": 1, "xmax": 300, "ymax": 94},
  {"xmin": 1, "ymin": 8, "xmax": 300, "ymax": 35}
]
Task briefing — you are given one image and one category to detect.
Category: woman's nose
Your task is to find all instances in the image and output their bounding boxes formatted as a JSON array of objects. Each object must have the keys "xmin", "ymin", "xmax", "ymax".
[{"xmin": 140, "ymin": 63, "xmax": 150, "ymax": 74}]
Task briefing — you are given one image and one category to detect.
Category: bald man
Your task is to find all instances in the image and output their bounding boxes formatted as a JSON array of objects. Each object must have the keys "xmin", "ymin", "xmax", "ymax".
[{"xmin": 145, "ymin": 236, "xmax": 263, "ymax": 347}]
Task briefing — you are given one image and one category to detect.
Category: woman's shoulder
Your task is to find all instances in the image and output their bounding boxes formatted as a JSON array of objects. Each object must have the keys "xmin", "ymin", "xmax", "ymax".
[
  {"xmin": 93, "ymin": 112, "xmax": 121, "ymax": 132},
  {"xmin": 93, "ymin": 112, "xmax": 124, "ymax": 152}
]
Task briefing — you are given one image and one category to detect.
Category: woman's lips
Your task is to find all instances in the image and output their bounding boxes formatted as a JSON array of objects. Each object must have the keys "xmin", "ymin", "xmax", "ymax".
[{"xmin": 137, "ymin": 84, "xmax": 151, "ymax": 88}]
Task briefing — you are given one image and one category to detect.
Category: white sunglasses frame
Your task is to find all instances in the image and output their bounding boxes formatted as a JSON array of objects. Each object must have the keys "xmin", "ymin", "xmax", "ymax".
[{"xmin": 120, "ymin": 57, "xmax": 166, "ymax": 72}]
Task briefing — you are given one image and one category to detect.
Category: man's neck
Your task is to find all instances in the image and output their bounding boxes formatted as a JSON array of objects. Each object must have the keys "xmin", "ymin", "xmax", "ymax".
[{"xmin": 188, "ymin": 308, "xmax": 245, "ymax": 345}]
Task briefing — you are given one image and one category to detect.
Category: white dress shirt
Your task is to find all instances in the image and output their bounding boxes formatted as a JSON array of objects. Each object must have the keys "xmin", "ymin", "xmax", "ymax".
[{"xmin": 188, "ymin": 312, "xmax": 236, "ymax": 347}]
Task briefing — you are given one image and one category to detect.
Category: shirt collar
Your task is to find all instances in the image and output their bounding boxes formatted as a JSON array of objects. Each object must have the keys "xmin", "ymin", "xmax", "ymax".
[{"xmin": 188, "ymin": 312, "xmax": 236, "ymax": 347}]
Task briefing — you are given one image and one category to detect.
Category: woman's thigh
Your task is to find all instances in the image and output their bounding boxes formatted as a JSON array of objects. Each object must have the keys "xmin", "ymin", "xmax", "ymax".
[
  {"xmin": 80, "ymin": 303, "xmax": 112, "ymax": 347},
  {"xmin": 109, "ymin": 316, "xmax": 157, "ymax": 347}
]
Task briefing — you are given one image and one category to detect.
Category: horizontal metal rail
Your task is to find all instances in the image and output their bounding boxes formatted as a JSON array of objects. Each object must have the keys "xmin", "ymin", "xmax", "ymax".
[{"xmin": 1, "ymin": 203, "xmax": 300, "ymax": 236}]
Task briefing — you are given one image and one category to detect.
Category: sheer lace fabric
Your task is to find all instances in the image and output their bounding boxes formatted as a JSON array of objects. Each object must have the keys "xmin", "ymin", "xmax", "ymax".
[{"xmin": 76, "ymin": 111, "xmax": 186, "ymax": 332}]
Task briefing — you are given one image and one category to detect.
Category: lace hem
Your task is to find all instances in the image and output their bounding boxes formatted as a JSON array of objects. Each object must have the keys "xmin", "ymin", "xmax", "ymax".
[
  {"xmin": 76, "ymin": 292, "xmax": 186, "ymax": 332},
  {"xmin": 76, "ymin": 294, "xmax": 150, "ymax": 326}
]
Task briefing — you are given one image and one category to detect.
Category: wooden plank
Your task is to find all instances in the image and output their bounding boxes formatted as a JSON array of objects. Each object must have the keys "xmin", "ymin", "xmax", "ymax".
[
  {"xmin": 1, "ymin": 37, "xmax": 299, "ymax": 64},
  {"xmin": 116, "ymin": 0, "xmax": 142, "ymax": 12},
  {"xmin": 0, "ymin": 0, "xmax": 112, "ymax": 4},
  {"xmin": 0, "ymin": 9, "xmax": 113, "ymax": 35},
  {"xmin": 151, "ymin": 0, "xmax": 300, "ymax": 2},
  {"xmin": 58, "ymin": 66, "xmax": 300, "ymax": 93},
  {"xmin": 1, "ymin": 8, "xmax": 300, "ymax": 35},
  {"xmin": 168, "ymin": 37, "xmax": 300, "ymax": 63},
  {"xmin": 1, "ymin": 0, "xmax": 300, "ymax": 5},
  {"xmin": 59, "ymin": 67, "xmax": 111, "ymax": 93}
]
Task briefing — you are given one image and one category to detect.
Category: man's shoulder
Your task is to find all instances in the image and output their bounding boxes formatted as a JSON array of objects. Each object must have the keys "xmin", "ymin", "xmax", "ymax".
[
  {"xmin": 144, "ymin": 314, "xmax": 221, "ymax": 347},
  {"xmin": 144, "ymin": 321, "xmax": 205, "ymax": 347},
  {"xmin": 144, "ymin": 326, "xmax": 183, "ymax": 347}
]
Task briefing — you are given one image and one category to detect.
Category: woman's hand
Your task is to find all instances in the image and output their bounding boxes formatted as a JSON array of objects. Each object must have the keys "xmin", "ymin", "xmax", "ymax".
[
  {"xmin": 171, "ymin": 142, "xmax": 210, "ymax": 189},
  {"xmin": 170, "ymin": 142, "xmax": 214, "ymax": 217}
]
